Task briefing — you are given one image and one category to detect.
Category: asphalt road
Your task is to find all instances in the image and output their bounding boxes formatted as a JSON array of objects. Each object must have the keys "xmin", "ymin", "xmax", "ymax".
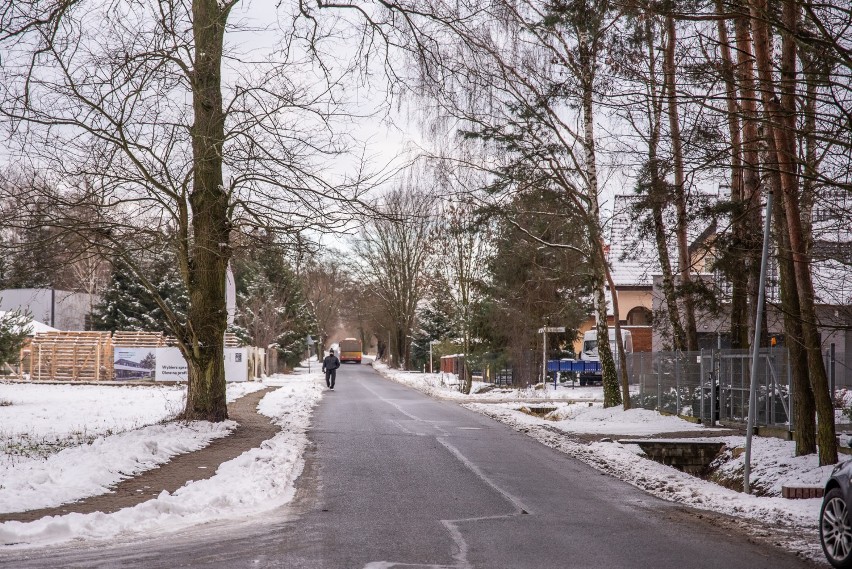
[{"xmin": 2, "ymin": 364, "xmax": 819, "ymax": 568}]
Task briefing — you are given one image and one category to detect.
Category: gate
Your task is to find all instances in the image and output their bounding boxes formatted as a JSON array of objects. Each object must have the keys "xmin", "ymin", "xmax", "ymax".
[{"xmin": 628, "ymin": 349, "xmax": 791, "ymax": 430}]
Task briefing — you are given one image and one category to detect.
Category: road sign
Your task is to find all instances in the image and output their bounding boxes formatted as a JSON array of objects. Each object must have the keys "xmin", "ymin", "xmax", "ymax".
[
  {"xmin": 306, "ymin": 336, "xmax": 315, "ymax": 345},
  {"xmin": 537, "ymin": 326, "xmax": 566, "ymax": 333}
]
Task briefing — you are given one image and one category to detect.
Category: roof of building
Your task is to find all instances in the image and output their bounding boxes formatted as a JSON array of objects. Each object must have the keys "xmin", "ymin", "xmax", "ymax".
[
  {"xmin": 607, "ymin": 191, "xmax": 852, "ymax": 306},
  {"xmin": 0, "ymin": 311, "xmax": 58, "ymax": 335}
]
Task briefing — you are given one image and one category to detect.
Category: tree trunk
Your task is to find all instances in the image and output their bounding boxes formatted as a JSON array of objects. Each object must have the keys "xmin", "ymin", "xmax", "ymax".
[
  {"xmin": 605, "ymin": 266, "xmax": 631, "ymax": 409},
  {"xmin": 771, "ymin": 167, "xmax": 817, "ymax": 455},
  {"xmin": 715, "ymin": 2, "xmax": 750, "ymax": 351},
  {"xmin": 395, "ymin": 327, "xmax": 407, "ymax": 369},
  {"xmin": 733, "ymin": 3, "xmax": 764, "ymax": 351},
  {"xmin": 664, "ymin": 15, "xmax": 698, "ymax": 352},
  {"xmin": 645, "ymin": 14, "xmax": 686, "ymax": 351},
  {"xmin": 182, "ymin": 0, "xmax": 232, "ymax": 422},
  {"xmin": 579, "ymin": 29, "xmax": 620, "ymax": 408},
  {"xmin": 594, "ymin": 274, "xmax": 620, "ymax": 407},
  {"xmin": 461, "ymin": 333, "xmax": 472, "ymax": 394},
  {"xmin": 749, "ymin": 0, "xmax": 836, "ymax": 464}
]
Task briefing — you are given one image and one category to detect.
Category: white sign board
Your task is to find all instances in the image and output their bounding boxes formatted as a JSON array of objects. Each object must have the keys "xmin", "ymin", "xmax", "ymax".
[
  {"xmin": 155, "ymin": 347, "xmax": 189, "ymax": 382},
  {"xmin": 154, "ymin": 347, "xmax": 248, "ymax": 382},
  {"xmin": 113, "ymin": 347, "xmax": 156, "ymax": 381},
  {"xmin": 538, "ymin": 326, "xmax": 566, "ymax": 333}
]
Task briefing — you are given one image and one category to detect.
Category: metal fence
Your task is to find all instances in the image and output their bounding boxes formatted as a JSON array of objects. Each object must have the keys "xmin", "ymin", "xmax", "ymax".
[
  {"xmin": 471, "ymin": 346, "xmax": 851, "ymax": 431},
  {"xmin": 628, "ymin": 349, "xmax": 793, "ymax": 429}
]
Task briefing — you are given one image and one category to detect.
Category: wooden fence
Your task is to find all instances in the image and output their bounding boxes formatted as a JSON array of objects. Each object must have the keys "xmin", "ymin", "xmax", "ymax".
[
  {"xmin": 25, "ymin": 332, "xmax": 113, "ymax": 381},
  {"xmin": 14, "ymin": 331, "xmax": 258, "ymax": 382}
]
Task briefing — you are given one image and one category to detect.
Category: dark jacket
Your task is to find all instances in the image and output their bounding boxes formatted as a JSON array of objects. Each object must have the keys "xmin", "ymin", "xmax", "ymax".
[{"xmin": 322, "ymin": 354, "xmax": 340, "ymax": 372}]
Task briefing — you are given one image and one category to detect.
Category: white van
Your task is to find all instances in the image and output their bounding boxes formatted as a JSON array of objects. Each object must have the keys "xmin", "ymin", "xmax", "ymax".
[{"xmin": 578, "ymin": 328, "xmax": 633, "ymax": 386}]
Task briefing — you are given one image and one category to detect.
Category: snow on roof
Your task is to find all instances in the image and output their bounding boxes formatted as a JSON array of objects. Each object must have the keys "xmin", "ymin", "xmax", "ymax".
[
  {"xmin": 607, "ymin": 195, "xmax": 664, "ymax": 288},
  {"xmin": 607, "ymin": 191, "xmax": 852, "ymax": 305},
  {"xmin": 0, "ymin": 311, "xmax": 58, "ymax": 335}
]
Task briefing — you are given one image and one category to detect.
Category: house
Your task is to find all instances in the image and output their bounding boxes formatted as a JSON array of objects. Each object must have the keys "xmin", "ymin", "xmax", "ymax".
[
  {"xmin": 602, "ymin": 189, "xmax": 852, "ymax": 387},
  {"xmin": 572, "ymin": 195, "xmax": 658, "ymax": 356}
]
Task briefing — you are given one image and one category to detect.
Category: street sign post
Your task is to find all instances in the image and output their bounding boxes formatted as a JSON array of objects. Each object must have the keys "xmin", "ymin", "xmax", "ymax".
[
  {"xmin": 538, "ymin": 327, "xmax": 566, "ymax": 384},
  {"xmin": 306, "ymin": 336, "xmax": 314, "ymax": 372}
]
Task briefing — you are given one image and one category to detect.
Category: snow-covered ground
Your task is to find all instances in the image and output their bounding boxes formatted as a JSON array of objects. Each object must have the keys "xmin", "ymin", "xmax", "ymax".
[
  {"xmin": 372, "ymin": 361, "xmax": 613, "ymax": 402},
  {"xmin": 0, "ymin": 382, "xmax": 262, "ymax": 463},
  {"xmin": 0, "ymin": 382, "xmax": 266, "ymax": 514},
  {"xmin": 0, "ymin": 375, "xmax": 323, "ymax": 547}
]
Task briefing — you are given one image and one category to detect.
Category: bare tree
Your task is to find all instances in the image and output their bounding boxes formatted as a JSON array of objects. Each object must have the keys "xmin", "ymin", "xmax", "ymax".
[
  {"xmin": 432, "ymin": 195, "xmax": 490, "ymax": 393},
  {"xmin": 351, "ymin": 0, "xmax": 629, "ymax": 405},
  {"xmin": 1, "ymin": 1, "xmax": 377, "ymax": 420},
  {"xmin": 303, "ymin": 255, "xmax": 349, "ymax": 356},
  {"xmin": 354, "ymin": 187, "xmax": 434, "ymax": 369}
]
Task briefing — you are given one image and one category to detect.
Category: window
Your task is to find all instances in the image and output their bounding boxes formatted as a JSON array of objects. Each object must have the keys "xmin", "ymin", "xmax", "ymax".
[{"xmin": 627, "ymin": 306, "xmax": 653, "ymax": 326}]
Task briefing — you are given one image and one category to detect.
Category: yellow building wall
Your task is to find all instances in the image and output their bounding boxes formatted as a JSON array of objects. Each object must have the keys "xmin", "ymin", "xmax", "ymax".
[{"xmin": 572, "ymin": 289, "xmax": 653, "ymax": 355}]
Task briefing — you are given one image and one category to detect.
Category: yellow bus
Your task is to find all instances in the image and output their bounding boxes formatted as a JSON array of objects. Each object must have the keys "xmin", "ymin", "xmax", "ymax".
[{"xmin": 339, "ymin": 338, "xmax": 362, "ymax": 364}]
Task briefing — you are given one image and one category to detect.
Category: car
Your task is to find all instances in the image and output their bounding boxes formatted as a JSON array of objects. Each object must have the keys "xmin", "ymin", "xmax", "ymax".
[{"xmin": 821, "ymin": 459, "xmax": 852, "ymax": 568}]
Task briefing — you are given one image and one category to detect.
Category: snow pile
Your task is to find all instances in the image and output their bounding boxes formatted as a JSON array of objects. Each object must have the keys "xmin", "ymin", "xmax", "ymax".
[
  {"xmin": 0, "ymin": 382, "xmax": 265, "ymax": 514},
  {"xmin": 477, "ymin": 401, "xmax": 715, "ymax": 436},
  {"xmin": 0, "ymin": 420, "xmax": 235, "ymax": 514},
  {"xmin": 467, "ymin": 402, "xmax": 840, "ymax": 559},
  {"xmin": 372, "ymin": 361, "xmax": 610, "ymax": 402},
  {"xmin": 708, "ymin": 436, "xmax": 841, "ymax": 496},
  {"xmin": 0, "ymin": 373, "xmax": 324, "ymax": 547}
]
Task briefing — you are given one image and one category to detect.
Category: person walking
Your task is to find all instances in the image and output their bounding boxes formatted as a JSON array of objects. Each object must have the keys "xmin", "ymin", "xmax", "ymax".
[{"xmin": 322, "ymin": 349, "xmax": 340, "ymax": 389}]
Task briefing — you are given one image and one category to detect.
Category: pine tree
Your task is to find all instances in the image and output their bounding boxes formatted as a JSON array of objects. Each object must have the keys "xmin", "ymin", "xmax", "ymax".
[
  {"xmin": 231, "ymin": 236, "xmax": 316, "ymax": 369},
  {"xmin": 91, "ymin": 255, "xmax": 188, "ymax": 333},
  {"xmin": 0, "ymin": 309, "xmax": 30, "ymax": 368}
]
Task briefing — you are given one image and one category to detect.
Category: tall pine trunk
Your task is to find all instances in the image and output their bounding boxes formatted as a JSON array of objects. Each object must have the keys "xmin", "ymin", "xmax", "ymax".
[
  {"xmin": 749, "ymin": 0, "xmax": 836, "ymax": 464},
  {"xmin": 645, "ymin": 14, "xmax": 686, "ymax": 351},
  {"xmin": 771, "ymin": 168, "xmax": 817, "ymax": 455},
  {"xmin": 663, "ymin": 15, "xmax": 698, "ymax": 352},
  {"xmin": 733, "ymin": 4, "xmax": 765, "ymax": 351},
  {"xmin": 715, "ymin": 2, "xmax": 750, "ymax": 351}
]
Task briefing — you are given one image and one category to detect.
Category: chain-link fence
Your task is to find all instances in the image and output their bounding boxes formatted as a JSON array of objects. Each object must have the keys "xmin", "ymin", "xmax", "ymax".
[
  {"xmin": 469, "ymin": 345, "xmax": 850, "ymax": 431},
  {"xmin": 628, "ymin": 349, "xmax": 802, "ymax": 430},
  {"xmin": 469, "ymin": 349, "xmax": 541, "ymax": 387}
]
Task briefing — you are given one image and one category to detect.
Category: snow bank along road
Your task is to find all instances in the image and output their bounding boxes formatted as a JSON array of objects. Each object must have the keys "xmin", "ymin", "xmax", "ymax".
[{"xmin": 3, "ymin": 364, "xmax": 816, "ymax": 568}]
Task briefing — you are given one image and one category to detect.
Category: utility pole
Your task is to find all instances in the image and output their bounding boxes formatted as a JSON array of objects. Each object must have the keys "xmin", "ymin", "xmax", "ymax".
[{"xmin": 745, "ymin": 190, "xmax": 773, "ymax": 494}]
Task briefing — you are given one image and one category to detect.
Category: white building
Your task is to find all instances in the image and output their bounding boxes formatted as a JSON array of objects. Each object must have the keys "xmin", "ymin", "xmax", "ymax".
[{"xmin": 0, "ymin": 288, "xmax": 100, "ymax": 331}]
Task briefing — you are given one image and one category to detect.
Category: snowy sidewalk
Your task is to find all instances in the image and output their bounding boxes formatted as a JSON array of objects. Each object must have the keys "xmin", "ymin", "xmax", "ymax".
[
  {"xmin": 0, "ymin": 374, "xmax": 324, "ymax": 548},
  {"xmin": 0, "ymin": 387, "xmax": 278, "ymax": 524}
]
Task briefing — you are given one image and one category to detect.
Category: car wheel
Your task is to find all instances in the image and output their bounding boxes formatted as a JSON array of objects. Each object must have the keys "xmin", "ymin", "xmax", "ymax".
[{"xmin": 822, "ymin": 487, "xmax": 852, "ymax": 568}]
